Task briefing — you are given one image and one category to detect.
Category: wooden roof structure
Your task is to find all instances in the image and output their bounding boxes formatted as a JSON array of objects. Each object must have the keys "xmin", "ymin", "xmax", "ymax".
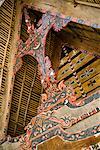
[
  {"xmin": 0, "ymin": 0, "xmax": 100, "ymax": 149},
  {"xmin": 0, "ymin": 0, "xmax": 100, "ymax": 136}
]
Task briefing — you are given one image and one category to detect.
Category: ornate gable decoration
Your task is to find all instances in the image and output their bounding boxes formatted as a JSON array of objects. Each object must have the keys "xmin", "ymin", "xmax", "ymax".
[{"xmin": 1, "ymin": 5, "xmax": 99, "ymax": 150}]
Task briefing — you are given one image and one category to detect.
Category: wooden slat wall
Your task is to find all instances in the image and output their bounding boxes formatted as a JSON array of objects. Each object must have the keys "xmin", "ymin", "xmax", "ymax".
[
  {"xmin": 45, "ymin": 29, "xmax": 62, "ymax": 71},
  {"xmin": 0, "ymin": 0, "xmax": 16, "ymax": 110},
  {"xmin": 7, "ymin": 55, "xmax": 42, "ymax": 136},
  {"xmin": 7, "ymin": 8, "xmax": 43, "ymax": 136},
  {"xmin": 20, "ymin": 13, "xmax": 29, "ymax": 42},
  {"xmin": 46, "ymin": 30, "xmax": 55, "ymax": 59}
]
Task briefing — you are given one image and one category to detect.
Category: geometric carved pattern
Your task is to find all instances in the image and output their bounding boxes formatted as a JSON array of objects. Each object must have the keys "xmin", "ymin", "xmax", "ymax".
[{"xmin": 57, "ymin": 45, "xmax": 100, "ymax": 101}]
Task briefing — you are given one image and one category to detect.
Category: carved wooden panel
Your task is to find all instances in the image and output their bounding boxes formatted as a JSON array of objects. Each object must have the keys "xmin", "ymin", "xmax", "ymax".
[
  {"xmin": 0, "ymin": 5, "xmax": 99, "ymax": 149},
  {"xmin": 7, "ymin": 55, "xmax": 42, "ymax": 136},
  {"xmin": 57, "ymin": 47, "xmax": 100, "ymax": 100}
]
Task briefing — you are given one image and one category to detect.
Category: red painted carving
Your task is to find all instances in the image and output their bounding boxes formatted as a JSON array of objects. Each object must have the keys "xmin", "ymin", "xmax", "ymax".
[{"xmin": 1, "ymin": 4, "xmax": 100, "ymax": 149}]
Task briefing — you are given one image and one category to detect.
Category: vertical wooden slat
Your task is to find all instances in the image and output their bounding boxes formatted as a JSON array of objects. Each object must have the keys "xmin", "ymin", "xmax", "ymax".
[
  {"xmin": 14, "ymin": 63, "xmax": 27, "ymax": 135},
  {"xmin": 23, "ymin": 64, "xmax": 37, "ymax": 126},
  {"xmin": 0, "ymin": 0, "xmax": 14, "ymax": 92},
  {"xmin": 8, "ymin": 55, "xmax": 42, "ymax": 136}
]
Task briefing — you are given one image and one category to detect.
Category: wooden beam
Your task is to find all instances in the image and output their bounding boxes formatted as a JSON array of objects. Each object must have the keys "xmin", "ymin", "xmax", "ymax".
[
  {"xmin": 76, "ymin": 0, "xmax": 100, "ymax": 8},
  {"xmin": 26, "ymin": 0, "xmax": 100, "ymax": 25},
  {"xmin": 38, "ymin": 135, "xmax": 100, "ymax": 150}
]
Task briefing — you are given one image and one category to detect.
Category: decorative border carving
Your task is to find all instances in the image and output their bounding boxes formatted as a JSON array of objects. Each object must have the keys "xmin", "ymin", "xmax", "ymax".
[
  {"xmin": 32, "ymin": 125, "xmax": 100, "ymax": 150},
  {"xmin": 5, "ymin": 107, "xmax": 100, "ymax": 149}
]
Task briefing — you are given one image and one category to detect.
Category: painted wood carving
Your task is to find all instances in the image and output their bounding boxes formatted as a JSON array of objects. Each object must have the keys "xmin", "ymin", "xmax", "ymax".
[{"xmin": 0, "ymin": 4, "xmax": 100, "ymax": 150}]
